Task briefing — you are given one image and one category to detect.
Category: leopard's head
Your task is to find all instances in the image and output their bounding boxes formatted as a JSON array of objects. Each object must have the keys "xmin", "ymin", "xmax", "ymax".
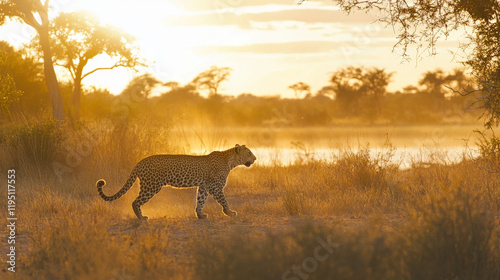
[{"xmin": 234, "ymin": 144, "xmax": 256, "ymax": 167}]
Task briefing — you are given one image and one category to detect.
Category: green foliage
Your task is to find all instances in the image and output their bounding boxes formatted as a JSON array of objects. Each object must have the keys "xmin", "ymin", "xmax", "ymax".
[
  {"xmin": 0, "ymin": 41, "xmax": 48, "ymax": 118},
  {"xmin": 0, "ymin": 73, "xmax": 22, "ymax": 116},
  {"xmin": 0, "ymin": 46, "xmax": 479, "ymax": 125}
]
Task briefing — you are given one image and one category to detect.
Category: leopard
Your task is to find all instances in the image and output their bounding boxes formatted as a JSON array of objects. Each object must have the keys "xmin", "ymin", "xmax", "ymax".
[{"xmin": 96, "ymin": 144, "xmax": 256, "ymax": 220}]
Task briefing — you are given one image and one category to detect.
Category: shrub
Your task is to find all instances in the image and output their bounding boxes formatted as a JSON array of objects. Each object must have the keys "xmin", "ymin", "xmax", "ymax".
[
  {"xmin": 6, "ymin": 119, "xmax": 64, "ymax": 168},
  {"xmin": 404, "ymin": 181, "xmax": 499, "ymax": 279},
  {"xmin": 476, "ymin": 130, "xmax": 500, "ymax": 170}
]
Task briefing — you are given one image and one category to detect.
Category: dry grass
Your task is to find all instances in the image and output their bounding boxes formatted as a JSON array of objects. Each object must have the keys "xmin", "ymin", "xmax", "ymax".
[{"xmin": 0, "ymin": 120, "xmax": 499, "ymax": 280}]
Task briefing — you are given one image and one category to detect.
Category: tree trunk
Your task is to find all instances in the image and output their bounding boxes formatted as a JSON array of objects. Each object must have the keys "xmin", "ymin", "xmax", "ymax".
[
  {"xmin": 70, "ymin": 60, "xmax": 87, "ymax": 121},
  {"xmin": 39, "ymin": 22, "xmax": 64, "ymax": 121},
  {"xmin": 11, "ymin": 0, "xmax": 64, "ymax": 121}
]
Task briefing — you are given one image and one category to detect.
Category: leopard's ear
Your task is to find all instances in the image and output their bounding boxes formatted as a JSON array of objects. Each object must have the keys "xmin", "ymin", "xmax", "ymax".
[{"xmin": 235, "ymin": 144, "xmax": 241, "ymax": 154}]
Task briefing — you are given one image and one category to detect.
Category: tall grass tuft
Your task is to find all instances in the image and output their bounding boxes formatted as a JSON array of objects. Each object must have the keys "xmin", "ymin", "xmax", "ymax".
[
  {"xmin": 5, "ymin": 119, "xmax": 63, "ymax": 168},
  {"xmin": 333, "ymin": 147, "xmax": 396, "ymax": 192},
  {"xmin": 280, "ymin": 174, "xmax": 307, "ymax": 215}
]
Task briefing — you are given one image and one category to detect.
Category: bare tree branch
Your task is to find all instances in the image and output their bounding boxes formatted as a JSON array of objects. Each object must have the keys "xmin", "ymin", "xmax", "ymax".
[{"xmin": 81, "ymin": 62, "xmax": 132, "ymax": 80}]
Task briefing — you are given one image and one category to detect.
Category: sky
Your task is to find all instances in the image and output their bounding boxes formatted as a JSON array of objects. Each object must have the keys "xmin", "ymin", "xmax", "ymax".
[{"xmin": 0, "ymin": 0, "xmax": 466, "ymax": 98}]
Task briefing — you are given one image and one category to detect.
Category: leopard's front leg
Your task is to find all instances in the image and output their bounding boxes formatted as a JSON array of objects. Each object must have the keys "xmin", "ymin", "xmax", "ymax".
[
  {"xmin": 207, "ymin": 185, "xmax": 237, "ymax": 218},
  {"xmin": 195, "ymin": 186, "xmax": 208, "ymax": 219}
]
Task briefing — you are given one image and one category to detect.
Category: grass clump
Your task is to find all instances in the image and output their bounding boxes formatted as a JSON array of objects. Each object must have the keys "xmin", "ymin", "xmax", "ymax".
[
  {"xmin": 333, "ymin": 147, "xmax": 397, "ymax": 192},
  {"xmin": 2, "ymin": 119, "xmax": 64, "ymax": 168},
  {"xmin": 280, "ymin": 176, "xmax": 307, "ymax": 215}
]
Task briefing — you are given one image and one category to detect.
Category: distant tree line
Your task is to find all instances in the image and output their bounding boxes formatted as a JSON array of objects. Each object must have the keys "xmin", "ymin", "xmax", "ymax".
[
  {"xmin": 3, "ymin": 37, "xmax": 483, "ymax": 126},
  {"xmin": 0, "ymin": 40, "xmax": 480, "ymax": 126}
]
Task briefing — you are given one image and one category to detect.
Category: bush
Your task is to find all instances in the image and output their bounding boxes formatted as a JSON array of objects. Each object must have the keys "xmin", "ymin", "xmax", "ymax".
[
  {"xmin": 5, "ymin": 119, "xmax": 64, "ymax": 168},
  {"xmin": 405, "ymin": 181, "xmax": 499, "ymax": 279},
  {"xmin": 333, "ymin": 146, "xmax": 398, "ymax": 193}
]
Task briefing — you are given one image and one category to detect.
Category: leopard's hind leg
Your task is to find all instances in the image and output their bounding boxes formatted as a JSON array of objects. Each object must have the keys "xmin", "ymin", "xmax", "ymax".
[{"xmin": 132, "ymin": 181, "xmax": 161, "ymax": 220}]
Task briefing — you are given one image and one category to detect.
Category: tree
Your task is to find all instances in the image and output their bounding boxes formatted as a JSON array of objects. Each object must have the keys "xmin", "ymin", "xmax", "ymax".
[
  {"xmin": 157, "ymin": 83, "xmax": 201, "ymax": 109},
  {"xmin": 0, "ymin": 0, "xmax": 64, "ymax": 120},
  {"xmin": 419, "ymin": 69, "xmax": 448, "ymax": 97},
  {"xmin": 42, "ymin": 11, "xmax": 143, "ymax": 120},
  {"xmin": 288, "ymin": 82, "xmax": 311, "ymax": 98},
  {"xmin": 317, "ymin": 85, "xmax": 335, "ymax": 97},
  {"xmin": 120, "ymin": 73, "xmax": 160, "ymax": 101},
  {"xmin": 80, "ymin": 87, "xmax": 116, "ymax": 119},
  {"xmin": 362, "ymin": 67, "xmax": 393, "ymax": 114},
  {"xmin": 0, "ymin": 41, "xmax": 48, "ymax": 117},
  {"xmin": 419, "ymin": 68, "xmax": 475, "ymax": 98},
  {"xmin": 329, "ymin": 66, "xmax": 392, "ymax": 118},
  {"xmin": 319, "ymin": 0, "xmax": 500, "ymax": 127},
  {"xmin": 191, "ymin": 66, "xmax": 232, "ymax": 96},
  {"xmin": 329, "ymin": 66, "xmax": 367, "ymax": 116},
  {"xmin": 445, "ymin": 68, "xmax": 475, "ymax": 95}
]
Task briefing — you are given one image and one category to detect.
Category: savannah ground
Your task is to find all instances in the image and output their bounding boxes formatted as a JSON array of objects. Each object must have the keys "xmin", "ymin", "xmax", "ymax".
[{"xmin": 0, "ymin": 120, "xmax": 499, "ymax": 280}]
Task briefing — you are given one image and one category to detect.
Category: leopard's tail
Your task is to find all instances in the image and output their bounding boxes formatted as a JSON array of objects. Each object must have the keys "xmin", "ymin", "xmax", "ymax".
[{"xmin": 96, "ymin": 170, "xmax": 138, "ymax": 202}]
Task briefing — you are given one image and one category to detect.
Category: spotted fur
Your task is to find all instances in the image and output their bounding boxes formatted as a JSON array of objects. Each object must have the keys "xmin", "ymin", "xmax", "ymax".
[{"xmin": 96, "ymin": 144, "xmax": 256, "ymax": 220}]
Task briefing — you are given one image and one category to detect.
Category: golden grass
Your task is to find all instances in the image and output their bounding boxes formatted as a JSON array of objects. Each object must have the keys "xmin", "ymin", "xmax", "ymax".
[{"xmin": 0, "ymin": 120, "xmax": 499, "ymax": 280}]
